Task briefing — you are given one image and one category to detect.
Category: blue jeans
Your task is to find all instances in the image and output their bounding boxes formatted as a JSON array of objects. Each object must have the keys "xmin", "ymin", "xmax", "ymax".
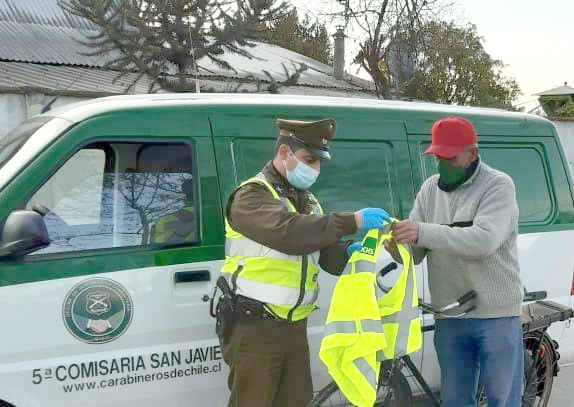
[{"xmin": 434, "ymin": 317, "xmax": 523, "ymax": 407}]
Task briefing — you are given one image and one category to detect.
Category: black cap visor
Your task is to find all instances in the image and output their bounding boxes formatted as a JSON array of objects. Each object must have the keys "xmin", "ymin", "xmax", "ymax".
[
  {"xmin": 289, "ymin": 135, "xmax": 331, "ymax": 160},
  {"xmin": 309, "ymin": 146, "xmax": 331, "ymax": 160}
]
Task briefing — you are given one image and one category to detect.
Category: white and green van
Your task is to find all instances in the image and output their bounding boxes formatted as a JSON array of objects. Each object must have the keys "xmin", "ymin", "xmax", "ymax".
[{"xmin": 0, "ymin": 94, "xmax": 573, "ymax": 406}]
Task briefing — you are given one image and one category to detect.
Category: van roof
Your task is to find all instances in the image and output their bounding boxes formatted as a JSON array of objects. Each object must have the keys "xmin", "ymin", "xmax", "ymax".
[{"xmin": 44, "ymin": 93, "xmax": 549, "ymax": 126}]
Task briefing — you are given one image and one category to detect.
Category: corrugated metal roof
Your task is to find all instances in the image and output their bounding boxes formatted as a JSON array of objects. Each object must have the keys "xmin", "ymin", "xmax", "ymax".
[
  {"xmin": 0, "ymin": 0, "xmax": 375, "ymax": 93},
  {"xmin": 200, "ymin": 41, "xmax": 355, "ymax": 89},
  {"xmin": 0, "ymin": 0, "xmax": 95, "ymax": 29},
  {"xmin": 0, "ymin": 61, "xmax": 152, "ymax": 96},
  {"xmin": 0, "ymin": 18, "xmax": 366, "ymax": 90},
  {"xmin": 0, "ymin": 61, "xmax": 376, "ymax": 98},
  {"xmin": 0, "ymin": 20, "xmax": 114, "ymax": 66}
]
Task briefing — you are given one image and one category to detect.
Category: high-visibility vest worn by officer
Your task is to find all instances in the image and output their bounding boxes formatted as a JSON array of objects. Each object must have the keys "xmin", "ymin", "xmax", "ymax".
[
  {"xmin": 220, "ymin": 172, "xmax": 323, "ymax": 322},
  {"xmin": 319, "ymin": 226, "xmax": 421, "ymax": 407}
]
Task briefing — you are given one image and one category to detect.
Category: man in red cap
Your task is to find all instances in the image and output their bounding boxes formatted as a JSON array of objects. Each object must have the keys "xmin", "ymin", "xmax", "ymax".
[{"xmin": 385, "ymin": 116, "xmax": 524, "ymax": 406}]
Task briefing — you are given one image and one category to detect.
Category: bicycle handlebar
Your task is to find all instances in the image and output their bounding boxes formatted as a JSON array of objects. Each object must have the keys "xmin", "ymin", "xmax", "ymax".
[
  {"xmin": 523, "ymin": 290, "xmax": 547, "ymax": 302},
  {"xmin": 376, "ymin": 262, "xmax": 476, "ymax": 317}
]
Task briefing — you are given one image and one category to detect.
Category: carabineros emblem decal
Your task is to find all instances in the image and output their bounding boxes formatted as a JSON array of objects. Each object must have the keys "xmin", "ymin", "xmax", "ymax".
[{"xmin": 63, "ymin": 278, "xmax": 133, "ymax": 344}]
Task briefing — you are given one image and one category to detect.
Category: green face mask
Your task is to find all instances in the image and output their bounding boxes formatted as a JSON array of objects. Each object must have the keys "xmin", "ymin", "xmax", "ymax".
[{"xmin": 437, "ymin": 159, "xmax": 467, "ymax": 191}]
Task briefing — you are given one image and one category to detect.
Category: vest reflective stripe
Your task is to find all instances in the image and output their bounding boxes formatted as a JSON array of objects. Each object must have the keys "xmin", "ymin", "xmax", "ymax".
[
  {"xmin": 225, "ymin": 238, "xmax": 320, "ymax": 265},
  {"xmin": 320, "ymin": 226, "xmax": 422, "ymax": 407},
  {"xmin": 221, "ymin": 172, "xmax": 323, "ymax": 321},
  {"xmin": 377, "ymin": 230, "xmax": 422, "ymax": 360},
  {"xmin": 230, "ymin": 275, "xmax": 319, "ymax": 306},
  {"xmin": 323, "ymin": 319, "xmax": 383, "ymax": 336},
  {"xmin": 319, "ymin": 228, "xmax": 388, "ymax": 407}
]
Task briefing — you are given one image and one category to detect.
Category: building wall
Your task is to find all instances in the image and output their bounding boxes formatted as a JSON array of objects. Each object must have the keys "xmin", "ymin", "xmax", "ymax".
[
  {"xmin": 0, "ymin": 94, "xmax": 27, "ymax": 138},
  {"xmin": 553, "ymin": 120, "xmax": 574, "ymax": 175},
  {"xmin": 0, "ymin": 93, "xmax": 87, "ymax": 138}
]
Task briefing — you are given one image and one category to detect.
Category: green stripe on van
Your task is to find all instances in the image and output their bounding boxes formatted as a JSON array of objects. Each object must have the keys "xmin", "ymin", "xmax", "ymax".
[{"xmin": 0, "ymin": 246, "xmax": 223, "ymax": 287}]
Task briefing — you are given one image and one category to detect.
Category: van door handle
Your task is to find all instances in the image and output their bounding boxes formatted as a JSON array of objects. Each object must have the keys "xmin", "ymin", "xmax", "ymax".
[{"xmin": 174, "ymin": 270, "xmax": 211, "ymax": 283}]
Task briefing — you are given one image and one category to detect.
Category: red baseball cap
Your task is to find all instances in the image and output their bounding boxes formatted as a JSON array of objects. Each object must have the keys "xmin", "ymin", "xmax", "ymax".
[{"xmin": 424, "ymin": 116, "xmax": 478, "ymax": 158}]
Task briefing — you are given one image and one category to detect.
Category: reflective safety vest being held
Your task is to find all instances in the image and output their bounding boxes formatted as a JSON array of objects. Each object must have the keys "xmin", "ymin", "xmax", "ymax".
[
  {"xmin": 319, "ymin": 225, "xmax": 422, "ymax": 407},
  {"xmin": 220, "ymin": 172, "xmax": 323, "ymax": 322}
]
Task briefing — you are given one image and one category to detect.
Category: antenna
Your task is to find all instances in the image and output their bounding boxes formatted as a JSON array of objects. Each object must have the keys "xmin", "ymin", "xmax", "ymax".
[
  {"xmin": 338, "ymin": 0, "xmax": 350, "ymax": 30},
  {"xmin": 188, "ymin": 24, "xmax": 200, "ymax": 93}
]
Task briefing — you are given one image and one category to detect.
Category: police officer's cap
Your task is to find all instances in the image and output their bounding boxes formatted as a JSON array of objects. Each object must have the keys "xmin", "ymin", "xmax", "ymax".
[{"xmin": 276, "ymin": 118, "xmax": 336, "ymax": 160}]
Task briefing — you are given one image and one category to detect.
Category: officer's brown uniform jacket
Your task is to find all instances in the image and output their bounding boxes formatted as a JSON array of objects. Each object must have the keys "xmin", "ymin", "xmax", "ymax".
[{"xmin": 227, "ymin": 161, "xmax": 357, "ymax": 275}]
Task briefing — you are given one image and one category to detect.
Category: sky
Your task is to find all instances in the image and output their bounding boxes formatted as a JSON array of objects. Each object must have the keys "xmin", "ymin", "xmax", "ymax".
[{"xmin": 290, "ymin": 0, "xmax": 574, "ymax": 112}]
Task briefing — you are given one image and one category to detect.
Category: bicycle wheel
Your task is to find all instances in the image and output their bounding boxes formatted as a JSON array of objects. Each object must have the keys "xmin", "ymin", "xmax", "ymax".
[
  {"xmin": 310, "ymin": 370, "xmax": 412, "ymax": 407},
  {"xmin": 522, "ymin": 333, "xmax": 555, "ymax": 407},
  {"xmin": 476, "ymin": 332, "xmax": 555, "ymax": 407}
]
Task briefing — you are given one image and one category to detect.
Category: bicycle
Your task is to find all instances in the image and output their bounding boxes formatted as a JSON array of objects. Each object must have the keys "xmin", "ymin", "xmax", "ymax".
[{"xmin": 310, "ymin": 262, "xmax": 574, "ymax": 407}]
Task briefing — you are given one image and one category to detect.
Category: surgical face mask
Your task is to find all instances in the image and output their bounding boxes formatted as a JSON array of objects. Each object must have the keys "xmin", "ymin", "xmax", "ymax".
[{"xmin": 284, "ymin": 149, "xmax": 320, "ymax": 190}]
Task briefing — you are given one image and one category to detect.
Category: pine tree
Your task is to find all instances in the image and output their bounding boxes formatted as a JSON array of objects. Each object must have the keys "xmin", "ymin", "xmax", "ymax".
[
  {"xmin": 260, "ymin": 9, "xmax": 332, "ymax": 65},
  {"xmin": 59, "ymin": 0, "xmax": 306, "ymax": 92}
]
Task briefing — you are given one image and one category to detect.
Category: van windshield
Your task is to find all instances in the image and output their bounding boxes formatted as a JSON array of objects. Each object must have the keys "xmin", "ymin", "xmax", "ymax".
[{"xmin": 0, "ymin": 117, "xmax": 53, "ymax": 169}]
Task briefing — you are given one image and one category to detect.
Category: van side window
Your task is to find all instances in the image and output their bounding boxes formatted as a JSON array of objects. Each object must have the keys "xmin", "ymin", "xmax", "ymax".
[
  {"xmin": 26, "ymin": 142, "xmax": 197, "ymax": 255},
  {"xmin": 419, "ymin": 143, "xmax": 554, "ymax": 224},
  {"xmin": 480, "ymin": 146, "xmax": 553, "ymax": 223}
]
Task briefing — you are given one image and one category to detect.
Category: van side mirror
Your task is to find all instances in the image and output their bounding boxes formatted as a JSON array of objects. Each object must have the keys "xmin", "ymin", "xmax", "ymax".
[{"xmin": 0, "ymin": 210, "xmax": 50, "ymax": 259}]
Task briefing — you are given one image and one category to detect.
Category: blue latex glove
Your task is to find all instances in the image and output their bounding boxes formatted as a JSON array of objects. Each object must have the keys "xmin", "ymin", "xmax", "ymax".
[
  {"xmin": 359, "ymin": 207, "xmax": 391, "ymax": 230},
  {"xmin": 346, "ymin": 241, "xmax": 363, "ymax": 256}
]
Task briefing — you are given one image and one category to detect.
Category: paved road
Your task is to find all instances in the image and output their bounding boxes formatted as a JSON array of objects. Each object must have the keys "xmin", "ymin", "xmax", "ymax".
[
  {"xmin": 547, "ymin": 362, "xmax": 574, "ymax": 406},
  {"xmin": 411, "ymin": 362, "xmax": 573, "ymax": 406}
]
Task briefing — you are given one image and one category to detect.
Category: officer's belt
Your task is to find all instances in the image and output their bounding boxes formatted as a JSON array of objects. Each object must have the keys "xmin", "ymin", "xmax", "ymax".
[{"xmin": 235, "ymin": 295, "xmax": 302, "ymax": 324}]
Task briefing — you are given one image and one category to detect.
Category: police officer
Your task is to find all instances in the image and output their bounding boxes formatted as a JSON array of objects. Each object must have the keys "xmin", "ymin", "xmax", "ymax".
[
  {"xmin": 218, "ymin": 118, "xmax": 391, "ymax": 407},
  {"xmin": 150, "ymin": 178, "xmax": 197, "ymax": 245}
]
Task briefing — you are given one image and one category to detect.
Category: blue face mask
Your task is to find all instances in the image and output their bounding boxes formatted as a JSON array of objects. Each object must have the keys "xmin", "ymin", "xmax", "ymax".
[{"xmin": 284, "ymin": 149, "xmax": 320, "ymax": 190}]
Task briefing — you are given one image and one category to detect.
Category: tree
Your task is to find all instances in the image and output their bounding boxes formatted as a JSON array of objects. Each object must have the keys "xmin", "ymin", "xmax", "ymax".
[
  {"xmin": 326, "ymin": 0, "xmax": 447, "ymax": 98},
  {"xmin": 402, "ymin": 22, "xmax": 521, "ymax": 109},
  {"xmin": 259, "ymin": 9, "xmax": 332, "ymax": 65},
  {"xmin": 59, "ymin": 0, "xmax": 306, "ymax": 92},
  {"xmin": 550, "ymin": 101, "xmax": 574, "ymax": 119}
]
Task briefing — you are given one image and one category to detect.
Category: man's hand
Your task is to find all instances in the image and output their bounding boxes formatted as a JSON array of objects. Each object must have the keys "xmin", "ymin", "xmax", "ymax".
[
  {"xmin": 391, "ymin": 220, "xmax": 419, "ymax": 244},
  {"xmin": 383, "ymin": 238, "xmax": 401, "ymax": 260}
]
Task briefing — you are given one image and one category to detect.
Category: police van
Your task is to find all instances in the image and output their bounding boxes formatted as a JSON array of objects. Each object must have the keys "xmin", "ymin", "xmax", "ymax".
[{"xmin": 0, "ymin": 94, "xmax": 573, "ymax": 406}]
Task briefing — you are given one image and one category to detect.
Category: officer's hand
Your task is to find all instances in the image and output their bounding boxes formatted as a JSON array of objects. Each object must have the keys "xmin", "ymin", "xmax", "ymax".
[
  {"xmin": 392, "ymin": 220, "xmax": 419, "ymax": 244},
  {"xmin": 346, "ymin": 241, "xmax": 363, "ymax": 256},
  {"xmin": 354, "ymin": 208, "xmax": 391, "ymax": 230}
]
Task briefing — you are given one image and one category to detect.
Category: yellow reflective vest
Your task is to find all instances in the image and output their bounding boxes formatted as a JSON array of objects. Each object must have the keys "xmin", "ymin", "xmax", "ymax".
[
  {"xmin": 378, "ymin": 226, "xmax": 422, "ymax": 360},
  {"xmin": 319, "ymin": 225, "xmax": 421, "ymax": 407},
  {"xmin": 220, "ymin": 173, "xmax": 323, "ymax": 321}
]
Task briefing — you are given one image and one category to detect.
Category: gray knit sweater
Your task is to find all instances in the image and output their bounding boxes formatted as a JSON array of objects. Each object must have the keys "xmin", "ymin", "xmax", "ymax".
[{"xmin": 411, "ymin": 159, "xmax": 523, "ymax": 318}]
